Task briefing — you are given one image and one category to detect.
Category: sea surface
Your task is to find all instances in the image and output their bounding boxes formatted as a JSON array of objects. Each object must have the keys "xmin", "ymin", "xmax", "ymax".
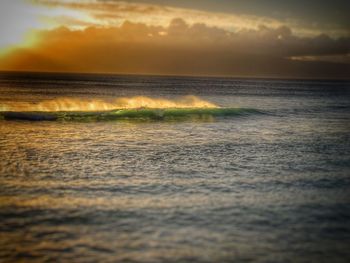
[{"xmin": 0, "ymin": 72, "xmax": 350, "ymax": 262}]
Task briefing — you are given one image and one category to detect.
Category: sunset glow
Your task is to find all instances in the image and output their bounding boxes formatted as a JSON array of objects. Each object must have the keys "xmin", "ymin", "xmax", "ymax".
[
  {"xmin": 0, "ymin": 0, "xmax": 349, "ymax": 78},
  {"xmin": 1, "ymin": 2, "xmax": 349, "ymax": 262}
]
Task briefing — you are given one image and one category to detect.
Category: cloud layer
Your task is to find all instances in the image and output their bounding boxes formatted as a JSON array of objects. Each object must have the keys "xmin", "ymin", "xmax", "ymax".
[
  {"xmin": 33, "ymin": 0, "xmax": 349, "ymax": 38},
  {"xmin": 1, "ymin": 18, "xmax": 349, "ymax": 78},
  {"xmin": 0, "ymin": 1, "xmax": 348, "ymax": 78}
]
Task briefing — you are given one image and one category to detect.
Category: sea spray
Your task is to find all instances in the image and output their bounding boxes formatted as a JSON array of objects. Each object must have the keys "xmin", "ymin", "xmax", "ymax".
[{"xmin": 0, "ymin": 96, "xmax": 218, "ymax": 112}]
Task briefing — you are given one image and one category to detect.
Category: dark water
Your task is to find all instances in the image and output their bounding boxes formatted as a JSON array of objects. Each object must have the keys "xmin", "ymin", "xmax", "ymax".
[{"xmin": 0, "ymin": 72, "xmax": 350, "ymax": 262}]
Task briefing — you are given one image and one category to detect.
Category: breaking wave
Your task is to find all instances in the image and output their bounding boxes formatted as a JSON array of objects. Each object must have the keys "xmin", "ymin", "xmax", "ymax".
[
  {"xmin": 0, "ymin": 108, "xmax": 262, "ymax": 122},
  {"xmin": 0, "ymin": 96, "xmax": 263, "ymax": 121},
  {"xmin": 0, "ymin": 96, "xmax": 217, "ymax": 112}
]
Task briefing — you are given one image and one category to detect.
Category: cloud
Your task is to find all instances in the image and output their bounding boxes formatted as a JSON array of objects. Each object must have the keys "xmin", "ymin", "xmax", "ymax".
[
  {"xmin": 0, "ymin": 18, "xmax": 349, "ymax": 78},
  {"xmin": 290, "ymin": 54, "xmax": 350, "ymax": 64},
  {"xmin": 32, "ymin": 0, "xmax": 350, "ymax": 38}
]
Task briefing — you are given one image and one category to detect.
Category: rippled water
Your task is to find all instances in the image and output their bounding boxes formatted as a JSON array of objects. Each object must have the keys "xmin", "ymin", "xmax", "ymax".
[{"xmin": 1, "ymin": 73, "xmax": 350, "ymax": 262}]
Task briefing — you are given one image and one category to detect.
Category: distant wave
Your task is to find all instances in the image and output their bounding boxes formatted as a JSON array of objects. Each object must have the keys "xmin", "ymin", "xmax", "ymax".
[{"xmin": 0, "ymin": 108, "xmax": 262, "ymax": 122}]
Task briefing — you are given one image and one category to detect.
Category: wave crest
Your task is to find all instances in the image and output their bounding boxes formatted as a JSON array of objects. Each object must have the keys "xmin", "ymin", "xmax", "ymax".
[{"xmin": 0, "ymin": 96, "xmax": 217, "ymax": 112}]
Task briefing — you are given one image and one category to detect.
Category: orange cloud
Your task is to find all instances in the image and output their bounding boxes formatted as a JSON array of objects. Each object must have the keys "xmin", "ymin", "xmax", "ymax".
[{"xmin": 0, "ymin": 19, "xmax": 349, "ymax": 78}]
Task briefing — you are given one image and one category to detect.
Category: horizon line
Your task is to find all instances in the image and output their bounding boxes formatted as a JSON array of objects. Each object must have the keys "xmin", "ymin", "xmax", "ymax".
[{"xmin": 1, "ymin": 70, "xmax": 349, "ymax": 82}]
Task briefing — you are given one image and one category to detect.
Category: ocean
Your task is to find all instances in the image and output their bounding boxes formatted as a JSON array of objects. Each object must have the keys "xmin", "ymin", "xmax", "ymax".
[{"xmin": 0, "ymin": 72, "xmax": 350, "ymax": 262}]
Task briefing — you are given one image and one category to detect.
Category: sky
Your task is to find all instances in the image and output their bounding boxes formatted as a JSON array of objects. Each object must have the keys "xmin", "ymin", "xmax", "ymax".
[{"xmin": 0, "ymin": 0, "xmax": 349, "ymax": 78}]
